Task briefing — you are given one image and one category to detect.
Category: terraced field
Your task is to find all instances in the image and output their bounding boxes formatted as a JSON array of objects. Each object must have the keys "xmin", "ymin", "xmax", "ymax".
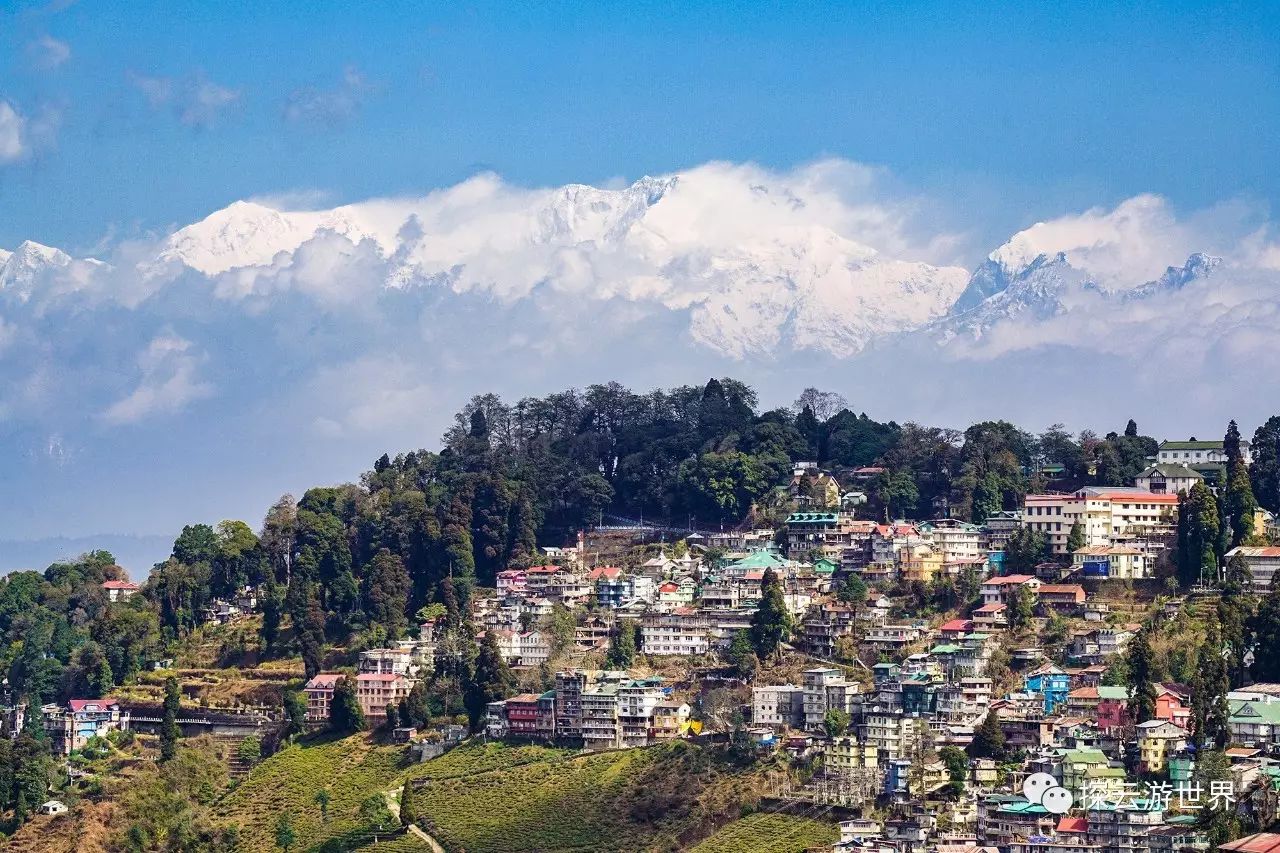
[
  {"xmin": 689, "ymin": 812, "xmax": 840, "ymax": 853},
  {"xmin": 220, "ymin": 736, "xmax": 777, "ymax": 852}
]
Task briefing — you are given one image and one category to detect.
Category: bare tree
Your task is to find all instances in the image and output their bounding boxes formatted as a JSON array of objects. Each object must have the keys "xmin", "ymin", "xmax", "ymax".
[{"xmin": 793, "ymin": 388, "xmax": 847, "ymax": 422}]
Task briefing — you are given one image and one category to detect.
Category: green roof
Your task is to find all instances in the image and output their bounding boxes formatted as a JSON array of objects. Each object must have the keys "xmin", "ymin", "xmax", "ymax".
[
  {"xmin": 730, "ymin": 551, "xmax": 788, "ymax": 570},
  {"xmin": 813, "ymin": 558, "xmax": 838, "ymax": 574},
  {"xmin": 1061, "ymin": 748, "xmax": 1109, "ymax": 764},
  {"xmin": 931, "ymin": 644, "xmax": 960, "ymax": 654},
  {"xmin": 1229, "ymin": 699, "xmax": 1280, "ymax": 724},
  {"xmin": 786, "ymin": 512, "xmax": 840, "ymax": 524},
  {"xmin": 1083, "ymin": 766, "xmax": 1127, "ymax": 779},
  {"xmin": 1097, "ymin": 686, "xmax": 1129, "ymax": 700},
  {"xmin": 998, "ymin": 802, "xmax": 1049, "ymax": 815},
  {"xmin": 1160, "ymin": 440, "xmax": 1224, "ymax": 451}
]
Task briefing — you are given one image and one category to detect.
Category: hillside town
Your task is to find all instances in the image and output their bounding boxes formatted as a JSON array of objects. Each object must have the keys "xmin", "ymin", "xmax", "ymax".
[{"xmin": 6, "ymin": 395, "xmax": 1280, "ymax": 853}]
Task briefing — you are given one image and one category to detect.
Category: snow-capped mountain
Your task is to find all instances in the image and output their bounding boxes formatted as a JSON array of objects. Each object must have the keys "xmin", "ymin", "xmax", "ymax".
[
  {"xmin": 0, "ymin": 174, "xmax": 1263, "ymax": 365},
  {"xmin": 0, "ymin": 240, "xmax": 74, "ymax": 301},
  {"xmin": 132, "ymin": 172, "xmax": 971, "ymax": 357}
]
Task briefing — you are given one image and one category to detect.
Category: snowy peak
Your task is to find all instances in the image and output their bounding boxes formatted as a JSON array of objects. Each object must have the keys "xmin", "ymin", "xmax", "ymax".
[
  {"xmin": 0, "ymin": 240, "xmax": 74, "ymax": 295},
  {"xmin": 1124, "ymin": 252, "xmax": 1221, "ymax": 301},
  {"xmin": 154, "ymin": 200, "xmax": 323, "ymax": 276}
]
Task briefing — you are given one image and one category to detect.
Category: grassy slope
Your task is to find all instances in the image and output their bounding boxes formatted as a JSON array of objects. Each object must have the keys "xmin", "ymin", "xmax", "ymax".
[
  {"xmin": 688, "ymin": 813, "xmax": 840, "ymax": 853},
  {"xmin": 220, "ymin": 736, "xmax": 800, "ymax": 853}
]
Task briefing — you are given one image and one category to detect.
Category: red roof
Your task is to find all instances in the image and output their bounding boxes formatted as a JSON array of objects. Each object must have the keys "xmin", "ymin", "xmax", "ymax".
[
  {"xmin": 1220, "ymin": 834, "xmax": 1280, "ymax": 852},
  {"xmin": 526, "ymin": 565, "xmax": 560, "ymax": 574},
  {"xmin": 588, "ymin": 566, "xmax": 622, "ymax": 580},
  {"xmin": 742, "ymin": 570, "xmax": 764, "ymax": 581},
  {"xmin": 1057, "ymin": 817, "xmax": 1089, "ymax": 833},
  {"xmin": 357, "ymin": 672, "xmax": 404, "ymax": 683},
  {"xmin": 305, "ymin": 673, "xmax": 344, "ymax": 689},
  {"xmin": 973, "ymin": 603, "xmax": 1007, "ymax": 614},
  {"xmin": 940, "ymin": 619, "xmax": 973, "ymax": 632},
  {"xmin": 102, "ymin": 580, "xmax": 139, "ymax": 590},
  {"xmin": 984, "ymin": 574, "xmax": 1035, "ymax": 585},
  {"xmin": 1089, "ymin": 491, "xmax": 1178, "ymax": 504},
  {"xmin": 68, "ymin": 698, "xmax": 118, "ymax": 712}
]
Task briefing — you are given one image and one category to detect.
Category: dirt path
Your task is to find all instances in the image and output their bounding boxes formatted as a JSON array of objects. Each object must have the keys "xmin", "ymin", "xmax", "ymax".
[{"xmin": 386, "ymin": 785, "xmax": 448, "ymax": 853}]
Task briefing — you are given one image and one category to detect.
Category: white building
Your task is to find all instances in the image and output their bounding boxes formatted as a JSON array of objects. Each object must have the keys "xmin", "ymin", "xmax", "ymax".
[
  {"xmin": 640, "ymin": 610, "xmax": 711, "ymax": 656},
  {"xmin": 1158, "ymin": 439, "xmax": 1245, "ymax": 466},
  {"xmin": 1134, "ymin": 463, "xmax": 1204, "ymax": 496},
  {"xmin": 1023, "ymin": 489, "xmax": 1178, "ymax": 555},
  {"xmin": 752, "ymin": 684, "xmax": 805, "ymax": 728},
  {"xmin": 1225, "ymin": 546, "xmax": 1280, "ymax": 593}
]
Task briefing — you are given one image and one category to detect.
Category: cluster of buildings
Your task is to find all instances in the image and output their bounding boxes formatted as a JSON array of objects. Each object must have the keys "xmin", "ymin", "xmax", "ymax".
[
  {"xmin": 302, "ymin": 637, "xmax": 436, "ymax": 726},
  {"xmin": 483, "ymin": 669, "xmax": 691, "ymax": 750}
]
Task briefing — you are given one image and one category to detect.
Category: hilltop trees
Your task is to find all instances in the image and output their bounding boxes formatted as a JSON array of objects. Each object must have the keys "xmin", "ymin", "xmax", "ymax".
[
  {"xmin": 1251, "ymin": 416, "xmax": 1280, "ymax": 514},
  {"xmin": 1223, "ymin": 420, "xmax": 1260, "ymax": 547}
]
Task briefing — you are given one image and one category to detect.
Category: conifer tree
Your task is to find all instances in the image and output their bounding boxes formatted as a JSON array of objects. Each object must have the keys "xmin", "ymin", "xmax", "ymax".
[
  {"xmin": 160, "ymin": 676, "xmax": 182, "ymax": 761},
  {"xmin": 1125, "ymin": 628, "xmax": 1158, "ymax": 724},
  {"xmin": 399, "ymin": 780, "xmax": 419, "ymax": 827},
  {"xmin": 465, "ymin": 630, "xmax": 515, "ymax": 728},
  {"xmin": 749, "ymin": 568, "xmax": 793, "ymax": 661},
  {"xmin": 330, "ymin": 676, "xmax": 366, "ymax": 733}
]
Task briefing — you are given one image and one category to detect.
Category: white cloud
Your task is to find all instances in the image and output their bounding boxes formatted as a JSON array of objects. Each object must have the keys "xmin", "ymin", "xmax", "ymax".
[
  {"xmin": 986, "ymin": 193, "xmax": 1270, "ymax": 288},
  {"xmin": 0, "ymin": 101, "xmax": 27, "ymax": 163},
  {"xmin": 27, "ymin": 35, "xmax": 71, "ymax": 70},
  {"xmin": 128, "ymin": 72, "xmax": 241, "ymax": 128},
  {"xmin": 100, "ymin": 334, "xmax": 214, "ymax": 424},
  {"xmin": 283, "ymin": 65, "xmax": 375, "ymax": 126}
]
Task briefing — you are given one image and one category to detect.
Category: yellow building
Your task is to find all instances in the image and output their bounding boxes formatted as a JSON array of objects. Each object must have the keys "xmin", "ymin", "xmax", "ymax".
[
  {"xmin": 651, "ymin": 702, "xmax": 691, "ymax": 740},
  {"xmin": 1137, "ymin": 720, "xmax": 1188, "ymax": 773},
  {"xmin": 825, "ymin": 735, "xmax": 878, "ymax": 775},
  {"xmin": 899, "ymin": 544, "xmax": 943, "ymax": 583}
]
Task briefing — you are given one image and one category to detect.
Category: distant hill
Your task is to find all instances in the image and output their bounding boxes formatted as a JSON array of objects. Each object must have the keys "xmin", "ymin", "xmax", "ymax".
[{"xmin": 0, "ymin": 533, "xmax": 171, "ymax": 576}]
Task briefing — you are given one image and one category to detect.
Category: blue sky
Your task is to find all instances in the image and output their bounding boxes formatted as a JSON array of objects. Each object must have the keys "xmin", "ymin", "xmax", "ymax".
[{"xmin": 4, "ymin": 0, "xmax": 1278, "ymax": 254}]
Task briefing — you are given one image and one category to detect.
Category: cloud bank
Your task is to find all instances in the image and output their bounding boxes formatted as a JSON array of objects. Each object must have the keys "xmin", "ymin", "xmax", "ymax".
[{"xmin": 2, "ymin": 158, "xmax": 1279, "ymax": 553}]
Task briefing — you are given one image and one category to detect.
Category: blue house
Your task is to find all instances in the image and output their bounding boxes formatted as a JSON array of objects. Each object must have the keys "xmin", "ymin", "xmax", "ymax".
[{"xmin": 1024, "ymin": 664, "xmax": 1070, "ymax": 714}]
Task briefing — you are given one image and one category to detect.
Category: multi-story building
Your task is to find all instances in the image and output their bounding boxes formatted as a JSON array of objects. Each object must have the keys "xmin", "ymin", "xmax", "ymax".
[
  {"xmin": 1158, "ymin": 438, "xmax": 1244, "ymax": 467},
  {"xmin": 553, "ymin": 670, "xmax": 587, "ymax": 738},
  {"xmin": 303, "ymin": 673, "xmax": 344, "ymax": 723},
  {"xmin": 504, "ymin": 693, "xmax": 543, "ymax": 737},
  {"xmin": 42, "ymin": 699, "xmax": 128, "ymax": 755},
  {"xmin": 784, "ymin": 511, "xmax": 877, "ymax": 566},
  {"xmin": 1136, "ymin": 720, "xmax": 1188, "ymax": 774},
  {"xmin": 1225, "ymin": 546, "xmax": 1280, "ymax": 592},
  {"xmin": 581, "ymin": 683, "xmax": 621, "ymax": 750},
  {"xmin": 617, "ymin": 680, "xmax": 666, "ymax": 747},
  {"xmin": 1025, "ymin": 489, "xmax": 1178, "ymax": 556},
  {"xmin": 651, "ymin": 702, "xmax": 690, "ymax": 740},
  {"xmin": 802, "ymin": 667, "xmax": 860, "ymax": 730},
  {"xmin": 752, "ymin": 684, "xmax": 805, "ymax": 728},
  {"xmin": 640, "ymin": 610, "xmax": 711, "ymax": 656},
  {"xmin": 825, "ymin": 735, "xmax": 878, "ymax": 775},
  {"xmin": 799, "ymin": 602, "xmax": 859, "ymax": 658},
  {"xmin": 920, "ymin": 519, "xmax": 985, "ymax": 563},
  {"xmin": 983, "ymin": 510, "xmax": 1023, "ymax": 553},
  {"xmin": 1072, "ymin": 546, "xmax": 1151, "ymax": 579},
  {"xmin": 1134, "ymin": 463, "xmax": 1204, "ymax": 496},
  {"xmin": 355, "ymin": 673, "xmax": 412, "ymax": 724},
  {"xmin": 861, "ymin": 712, "xmax": 925, "ymax": 761},
  {"xmin": 358, "ymin": 648, "xmax": 412, "ymax": 676}
]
